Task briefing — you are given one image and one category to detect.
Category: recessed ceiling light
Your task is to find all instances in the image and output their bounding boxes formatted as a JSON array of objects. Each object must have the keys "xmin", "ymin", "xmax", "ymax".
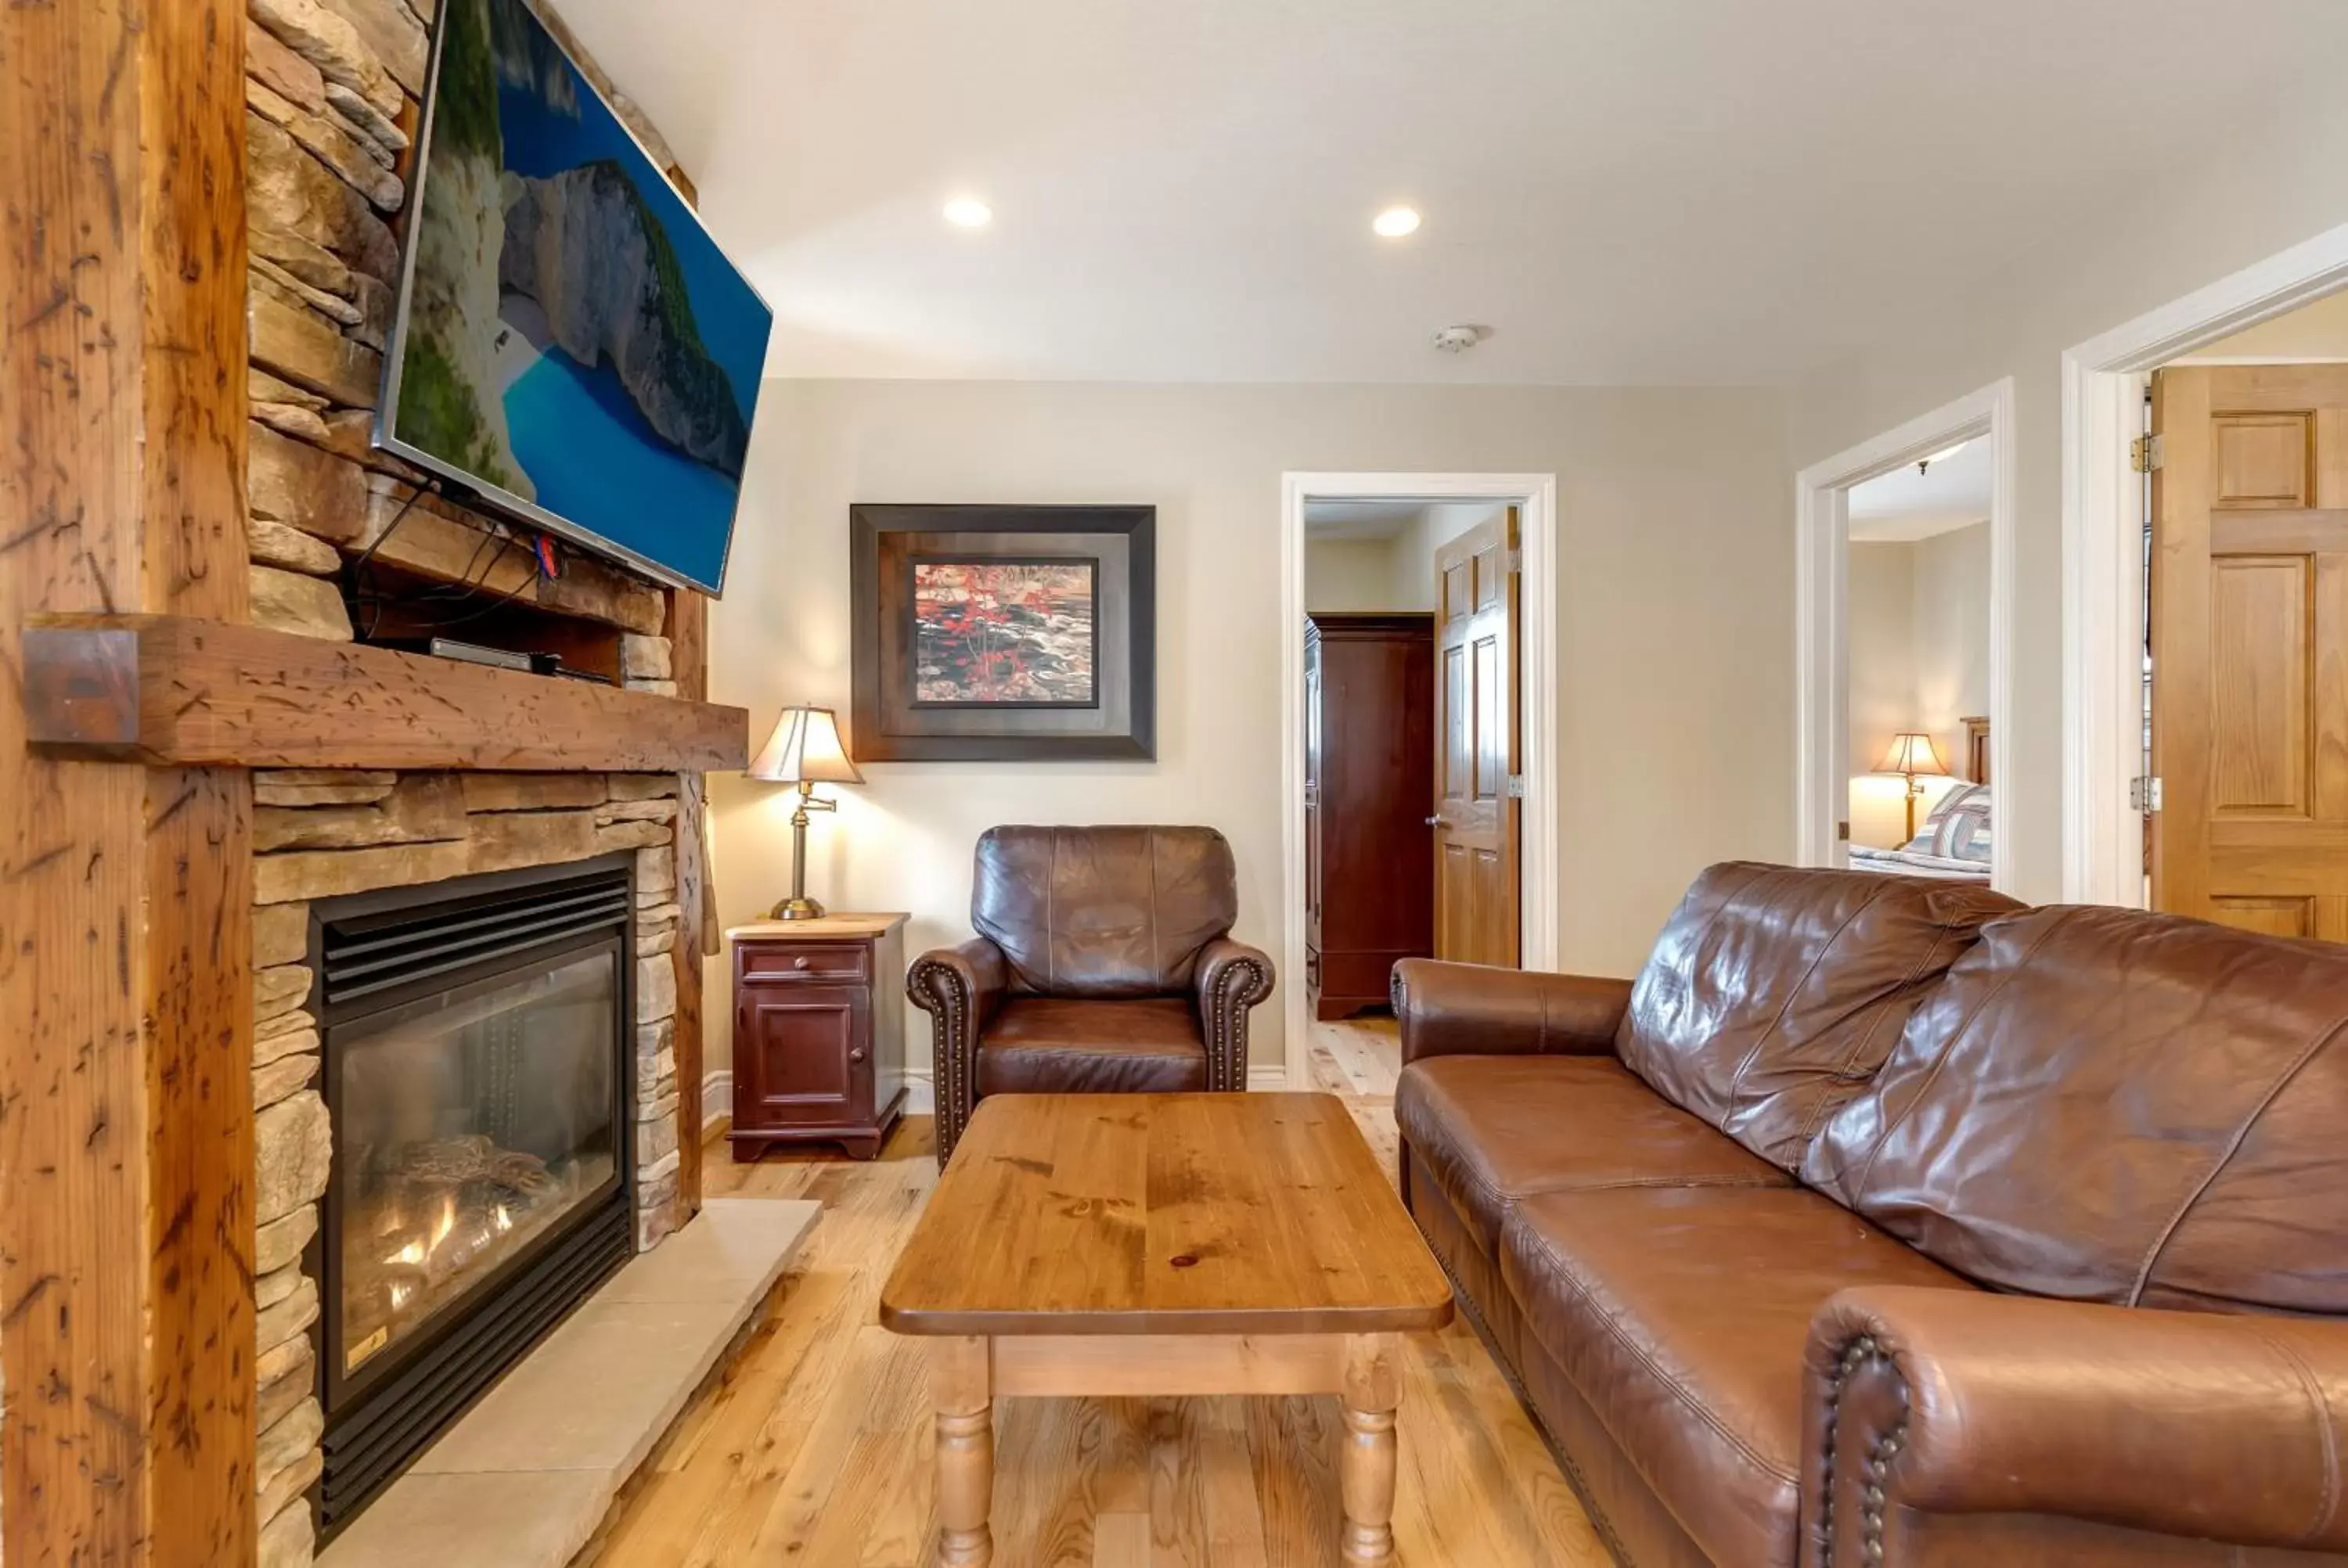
[
  {"xmin": 943, "ymin": 196, "xmax": 993, "ymax": 229},
  {"xmin": 1372, "ymin": 206, "xmax": 1421, "ymax": 239}
]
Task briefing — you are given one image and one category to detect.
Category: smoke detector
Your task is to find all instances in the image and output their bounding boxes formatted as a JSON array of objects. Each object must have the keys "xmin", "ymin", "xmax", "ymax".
[{"xmin": 1432, "ymin": 325, "xmax": 1486, "ymax": 354}]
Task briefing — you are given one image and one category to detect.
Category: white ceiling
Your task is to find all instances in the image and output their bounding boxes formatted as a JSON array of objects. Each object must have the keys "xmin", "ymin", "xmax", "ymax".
[
  {"xmin": 1848, "ymin": 440, "xmax": 1992, "ymax": 542},
  {"xmin": 556, "ymin": 0, "xmax": 2348, "ymax": 385},
  {"xmin": 1304, "ymin": 501, "xmax": 1428, "ymax": 541}
]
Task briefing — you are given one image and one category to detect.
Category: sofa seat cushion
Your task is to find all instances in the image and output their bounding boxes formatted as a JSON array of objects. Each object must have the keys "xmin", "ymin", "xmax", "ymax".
[
  {"xmin": 1395, "ymin": 1056, "xmax": 1794, "ymax": 1257},
  {"xmin": 1500, "ymin": 1186, "xmax": 1974, "ymax": 1568},
  {"xmin": 976, "ymin": 996, "xmax": 1208, "ymax": 1095}
]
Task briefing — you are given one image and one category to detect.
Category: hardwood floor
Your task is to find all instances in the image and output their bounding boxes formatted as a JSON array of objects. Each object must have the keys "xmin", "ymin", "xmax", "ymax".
[{"xmin": 589, "ymin": 1020, "xmax": 1608, "ymax": 1566}]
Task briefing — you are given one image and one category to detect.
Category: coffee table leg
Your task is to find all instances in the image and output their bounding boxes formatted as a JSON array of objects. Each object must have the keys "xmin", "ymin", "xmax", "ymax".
[
  {"xmin": 1341, "ymin": 1333, "xmax": 1400, "ymax": 1566},
  {"xmin": 932, "ymin": 1337, "xmax": 994, "ymax": 1566}
]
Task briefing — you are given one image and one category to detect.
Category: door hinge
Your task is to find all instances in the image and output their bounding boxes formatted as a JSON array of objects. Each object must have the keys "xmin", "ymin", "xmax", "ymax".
[
  {"xmin": 1504, "ymin": 548, "xmax": 1524, "ymax": 574},
  {"xmin": 2131, "ymin": 433, "xmax": 2166, "ymax": 473},
  {"xmin": 2130, "ymin": 775, "xmax": 2164, "ymax": 813},
  {"xmin": 1506, "ymin": 774, "xmax": 1526, "ymax": 800},
  {"xmin": 1838, "ymin": 821, "xmax": 1851, "ymax": 843}
]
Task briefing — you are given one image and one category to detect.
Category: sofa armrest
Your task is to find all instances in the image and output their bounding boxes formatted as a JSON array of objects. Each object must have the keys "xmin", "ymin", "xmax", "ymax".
[
  {"xmin": 1803, "ymin": 1285, "xmax": 2348, "ymax": 1564},
  {"xmin": 1194, "ymin": 937, "xmax": 1274, "ymax": 1093},
  {"xmin": 1390, "ymin": 959, "xmax": 1633, "ymax": 1066},
  {"xmin": 906, "ymin": 937, "xmax": 1007, "ymax": 1166}
]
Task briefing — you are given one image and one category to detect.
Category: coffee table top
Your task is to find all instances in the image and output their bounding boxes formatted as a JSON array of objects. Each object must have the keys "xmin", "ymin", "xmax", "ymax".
[{"xmin": 880, "ymin": 1093, "xmax": 1455, "ymax": 1337}]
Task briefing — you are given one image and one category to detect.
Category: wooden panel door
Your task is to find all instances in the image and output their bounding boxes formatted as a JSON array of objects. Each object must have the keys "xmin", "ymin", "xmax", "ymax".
[
  {"xmin": 1431, "ymin": 511, "xmax": 1521, "ymax": 967},
  {"xmin": 2151, "ymin": 365, "xmax": 2348, "ymax": 940},
  {"xmin": 739, "ymin": 983, "xmax": 870, "ymax": 1125}
]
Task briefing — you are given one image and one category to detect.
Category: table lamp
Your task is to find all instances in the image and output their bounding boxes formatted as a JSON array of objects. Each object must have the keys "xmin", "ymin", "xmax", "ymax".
[
  {"xmin": 749, "ymin": 705, "xmax": 864, "ymax": 919},
  {"xmin": 1875, "ymin": 730, "xmax": 1949, "ymax": 843}
]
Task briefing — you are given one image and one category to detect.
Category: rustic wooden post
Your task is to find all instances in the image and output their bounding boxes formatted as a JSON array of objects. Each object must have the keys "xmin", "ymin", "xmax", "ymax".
[{"xmin": 2, "ymin": 1, "xmax": 258, "ymax": 1563}]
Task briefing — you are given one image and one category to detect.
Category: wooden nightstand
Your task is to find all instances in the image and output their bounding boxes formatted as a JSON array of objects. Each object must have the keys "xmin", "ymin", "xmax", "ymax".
[{"xmin": 727, "ymin": 913, "xmax": 909, "ymax": 1160}]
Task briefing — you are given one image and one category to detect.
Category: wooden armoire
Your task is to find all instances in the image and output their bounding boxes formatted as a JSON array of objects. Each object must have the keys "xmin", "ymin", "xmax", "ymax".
[{"xmin": 1305, "ymin": 613, "xmax": 1437, "ymax": 1020}]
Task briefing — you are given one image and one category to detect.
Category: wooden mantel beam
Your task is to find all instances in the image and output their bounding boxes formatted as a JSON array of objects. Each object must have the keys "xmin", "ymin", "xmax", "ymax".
[
  {"xmin": 23, "ymin": 616, "xmax": 751, "ymax": 775},
  {"xmin": 2, "ymin": 1, "xmax": 257, "ymax": 1563}
]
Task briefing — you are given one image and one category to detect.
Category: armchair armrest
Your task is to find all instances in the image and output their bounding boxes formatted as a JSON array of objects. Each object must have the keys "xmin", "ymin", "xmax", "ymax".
[
  {"xmin": 906, "ymin": 937, "xmax": 1007, "ymax": 1166},
  {"xmin": 1194, "ymin": 937, "xmax": 1274, "ymax": 1093},
  {"xmin": 1390, "ymin": 959, "xmax": 1633, "ymax": 1066},
  {"xmin": 1803, "ymin": 1285, "xmax": 2348, "ymax": 1565}
]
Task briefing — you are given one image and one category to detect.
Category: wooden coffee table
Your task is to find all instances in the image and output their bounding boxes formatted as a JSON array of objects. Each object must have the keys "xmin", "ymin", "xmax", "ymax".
[{"xmin": 880, "ymin": 1092, "xmax": 1455, "ymax": 1567}]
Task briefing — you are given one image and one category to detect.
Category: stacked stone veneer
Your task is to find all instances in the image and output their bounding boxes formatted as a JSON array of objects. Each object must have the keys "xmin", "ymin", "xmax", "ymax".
[
  {"xmin": 234, "ymin": 2, "xmax": 702, "ymax": 1560},
  {"xmin": 249, "ymin": 770, "xmax": 688, "ymax": 1565}
]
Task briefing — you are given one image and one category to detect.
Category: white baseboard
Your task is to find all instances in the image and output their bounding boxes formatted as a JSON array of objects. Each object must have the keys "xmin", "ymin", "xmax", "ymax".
[
  {"xmin": 902, "ymin": 1069, "xmax": 935, "ymax": 1115},
  {"xmin": 700, "ymin": 1069, "xmax": 733, "ymax": 1135},
  {"xmin": 1248, "ymin": 1064, "xmax": 1291, "ymax": 1091}
]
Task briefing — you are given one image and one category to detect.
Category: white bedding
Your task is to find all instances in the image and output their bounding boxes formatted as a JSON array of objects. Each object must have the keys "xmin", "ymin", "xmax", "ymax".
[{"xmin": 1846, "ymin": 844, "xmax": 1993, "ymax": 882}]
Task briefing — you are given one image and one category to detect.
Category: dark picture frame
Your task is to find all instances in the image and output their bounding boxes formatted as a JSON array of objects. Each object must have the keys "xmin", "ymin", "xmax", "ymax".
[{"xmin": 850, "ymin": 505, "xmax": 1156, "ymax": 761}]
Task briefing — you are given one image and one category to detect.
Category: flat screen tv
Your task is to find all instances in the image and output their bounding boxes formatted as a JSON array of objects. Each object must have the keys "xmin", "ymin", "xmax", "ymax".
[{"xmin": 377, "ymin": 0, "xmax": 771, "ymax": 596}]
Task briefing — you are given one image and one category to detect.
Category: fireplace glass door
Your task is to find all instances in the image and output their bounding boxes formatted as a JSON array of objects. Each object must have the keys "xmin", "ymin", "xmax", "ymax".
[{"xmin": 333, "ymin": 945, "xmax": 621, "ymax": 1382}]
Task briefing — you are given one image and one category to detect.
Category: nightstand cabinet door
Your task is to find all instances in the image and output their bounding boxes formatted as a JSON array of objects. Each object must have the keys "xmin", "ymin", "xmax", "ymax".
[{"xmin": 738, "ymin": 984, "xmax": 868, "ymax": 1124}]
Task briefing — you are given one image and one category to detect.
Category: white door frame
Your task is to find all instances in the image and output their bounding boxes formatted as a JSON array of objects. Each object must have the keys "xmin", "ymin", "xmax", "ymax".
[
  {"xmin": 1795, "ymin": 379, "xmax": 2018, "ymax": 892},
  {"xmin": 2062, "ymin": 221, "xmax": 2348, "ymax": 905},
  {"xmin": 1277, "ymin": 472, "xmax": 1561, "ymax": 1090}
]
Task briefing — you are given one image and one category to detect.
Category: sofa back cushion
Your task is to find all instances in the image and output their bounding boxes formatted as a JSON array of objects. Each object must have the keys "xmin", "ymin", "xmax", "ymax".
[
  {"xmin": 1802, "ymin": 904, "xmax": 2348, "ymax": 1312},
  {"xmin": 1616, "ymin": 862, "xmax": 2022, "ymax": 1170},
  {"xmin": 972, "ymin": 825, "xmax": 1237, "ymax": 998}
]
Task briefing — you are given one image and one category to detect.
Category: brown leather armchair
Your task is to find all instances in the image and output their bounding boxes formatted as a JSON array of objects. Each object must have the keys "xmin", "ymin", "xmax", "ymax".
[{"xmin": 907, "ymin": 825, "xmax": 1273, "ymax": 1166}]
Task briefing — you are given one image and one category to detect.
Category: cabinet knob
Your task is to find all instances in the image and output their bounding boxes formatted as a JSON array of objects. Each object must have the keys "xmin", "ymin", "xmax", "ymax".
[
  {"xmin": 849, "ymin": 1047, "xmax": 866, "ymax": 1063},
  {"xmin": 792, "ymin": 955, "xmax": 811, "ymax": 970}
]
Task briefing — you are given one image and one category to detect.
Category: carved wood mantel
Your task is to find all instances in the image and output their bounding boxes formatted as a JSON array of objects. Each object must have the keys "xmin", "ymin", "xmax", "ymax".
[{"xmin": 23, "ymin": 615, "xmax": 748, "ymax": 774}]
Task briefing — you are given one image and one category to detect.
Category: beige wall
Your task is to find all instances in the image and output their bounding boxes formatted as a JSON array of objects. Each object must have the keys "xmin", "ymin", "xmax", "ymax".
[
  {"xmin": 1788, "ymin": 90, "xmax": 2348, "ymax": 902},
  {"xmin": 1304, "ymin": 536, "xmax": 1404, "ymax": 611},
  {"xmin": 1848, "ymin": 542, "xmax": 1918, "ymax": 848},
  {"xmin": 704, "ymin": 379, "xmax": 1791, "ymax": 1080}
]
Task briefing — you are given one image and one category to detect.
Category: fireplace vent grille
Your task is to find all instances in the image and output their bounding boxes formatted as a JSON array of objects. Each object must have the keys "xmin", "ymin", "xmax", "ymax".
[{"xmin": 322, "ymin": 872, "xmax": 633, "ymax": 1005}]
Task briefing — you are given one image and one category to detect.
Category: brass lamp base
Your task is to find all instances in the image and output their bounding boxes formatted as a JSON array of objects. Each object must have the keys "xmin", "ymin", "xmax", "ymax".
[{"xmin": 771, "ymin": 894, "xmax": 827, "ymax": 922}]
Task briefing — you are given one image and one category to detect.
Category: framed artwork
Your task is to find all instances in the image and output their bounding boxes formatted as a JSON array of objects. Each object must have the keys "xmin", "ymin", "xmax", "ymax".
[{"xmin": 850, "ymin": 505, "xmax": 1156, "ymax": 761}]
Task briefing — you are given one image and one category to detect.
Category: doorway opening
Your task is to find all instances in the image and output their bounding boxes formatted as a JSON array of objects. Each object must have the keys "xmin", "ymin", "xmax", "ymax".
[
  {"xmin": 1795, "ymin": 381, "xmax": 2018, "ymax": 894},
  {"xmin": 1278, "ymin": 473, "xmax": 1560, "ymax": 1091},
  {"xmin": 2073, "ymin": 278, "xmax": 2348, "ymax": 934},
  {"xmin": 2064, "ymin": 222, "xmax": 2348, "ymax": 912}
]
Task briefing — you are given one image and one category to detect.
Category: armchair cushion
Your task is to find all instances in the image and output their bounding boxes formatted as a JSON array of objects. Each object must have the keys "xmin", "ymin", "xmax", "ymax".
[
  {"xmin": 972, "ymin": 825, "xmax": 1237, "ymax": 997},
  {"xmin": 976, "ymin": 997, "xmax": 1208, "ymax": 1096}
]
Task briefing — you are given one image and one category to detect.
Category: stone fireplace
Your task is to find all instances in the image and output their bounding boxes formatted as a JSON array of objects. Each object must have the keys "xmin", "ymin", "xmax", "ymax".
[
  {"xmin": 250, "ymin": 775, "xmax": 692, "ymax": 1556},
  {"xmin": 308, "ymin": 855, "xmax": 636, "ymax": 1538}
]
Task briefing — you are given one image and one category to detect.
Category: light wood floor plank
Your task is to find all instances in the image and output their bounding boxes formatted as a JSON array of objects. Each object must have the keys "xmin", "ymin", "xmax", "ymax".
[{"xmin": 589, "ymin": 1021, "xmax": 1607, "ymax": 1566}]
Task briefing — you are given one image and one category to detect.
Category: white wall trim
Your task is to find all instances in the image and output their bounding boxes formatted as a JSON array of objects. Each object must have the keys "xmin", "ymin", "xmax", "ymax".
[
  {"xmin": 902, "ymin": 1067, "xmax": 935, "ymax": 1117},
  {"xmin": 1279, "ymin": 471, "xmax": 1561, "ymax": 1092},
  {"xmin": 2062, "ymin": 220, "xmax": 2348, "ymax": 904},
  {"xmin": 700, "ymin": 1069, "xmax": 733, "ymax": 1135},
  {"xmin": 1795, "ymin": 379, "xmax": 2017, "ymax": 893},
  {"xmin": 1248, "ymin": 1064, "xmax": 1292, "ymax": 1092}
]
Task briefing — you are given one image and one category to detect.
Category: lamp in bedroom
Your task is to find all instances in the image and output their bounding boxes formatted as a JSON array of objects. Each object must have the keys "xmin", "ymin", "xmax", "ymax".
[
  {"xmin": 750, "ymin": 705, "xmax": 864, "ymax": 920},
  {"xmin": 1876, "ymin": 731, "xmax": 1950, "ymax": 843}
]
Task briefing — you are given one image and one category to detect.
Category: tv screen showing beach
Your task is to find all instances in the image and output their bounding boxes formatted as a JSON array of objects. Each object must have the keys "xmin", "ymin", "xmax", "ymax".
[{"xmin": 380, "ymin": 0, "xmax": 771, "ymax": 595}]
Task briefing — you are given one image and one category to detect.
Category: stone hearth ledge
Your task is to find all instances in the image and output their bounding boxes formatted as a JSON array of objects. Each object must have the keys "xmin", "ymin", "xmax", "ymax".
[{"xmin": 316, "ymin": 1197, "xmax": 819, "ymax": 1568}]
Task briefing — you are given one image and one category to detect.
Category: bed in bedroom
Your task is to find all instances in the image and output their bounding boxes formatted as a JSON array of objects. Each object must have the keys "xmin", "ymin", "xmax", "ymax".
[{"xmin": 1850, "ymin": 717, "xmax": 1993, "ymax": 883}]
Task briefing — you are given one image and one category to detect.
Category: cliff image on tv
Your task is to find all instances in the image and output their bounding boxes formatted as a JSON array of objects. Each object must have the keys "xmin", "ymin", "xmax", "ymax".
[{"xmin": 379, "ymin": 0, "xmax": 771, "ymax": 595}]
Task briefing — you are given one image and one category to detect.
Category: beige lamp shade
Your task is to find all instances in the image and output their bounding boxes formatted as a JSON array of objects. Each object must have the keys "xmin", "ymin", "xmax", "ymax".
[
  {"xmin": 750, "ymin": 705, "xmax": 866, "ymax": 786},
  {"xmin": 1875, "ymin": 731, "xmax": 1949, "ymax": 779}
]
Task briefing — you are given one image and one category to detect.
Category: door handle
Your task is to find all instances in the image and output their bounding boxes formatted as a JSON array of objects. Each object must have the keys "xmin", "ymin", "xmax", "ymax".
[
  {"xmin": 849, "ymin": 1048, "xmax": 867, "ymax": 1063},
  {"xmin": 1426, "ymin": 815, "xmax": 1449, "ymax": 827}
]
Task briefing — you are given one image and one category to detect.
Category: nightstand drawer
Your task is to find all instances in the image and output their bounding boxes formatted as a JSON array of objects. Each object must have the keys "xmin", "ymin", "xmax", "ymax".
[{"xmin": 739, "ymin": 940, "xmax": 873, "ymax": 984}]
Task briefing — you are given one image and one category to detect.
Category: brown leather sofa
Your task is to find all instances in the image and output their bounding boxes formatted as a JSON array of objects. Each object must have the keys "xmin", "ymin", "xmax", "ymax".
[
  {"xmin": 907, "ymin": 825, "xmax": 1274, "ymax": 1165},
  {"xmin": 1393, "ymin": 861, "xmax": 2348, "ymax": 1568}
]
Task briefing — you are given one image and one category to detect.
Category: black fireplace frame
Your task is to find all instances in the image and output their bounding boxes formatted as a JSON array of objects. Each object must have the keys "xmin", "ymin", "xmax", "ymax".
[{"xmin": 305, "ymin": 851, "xmax": 639, "ymax": 1541}]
